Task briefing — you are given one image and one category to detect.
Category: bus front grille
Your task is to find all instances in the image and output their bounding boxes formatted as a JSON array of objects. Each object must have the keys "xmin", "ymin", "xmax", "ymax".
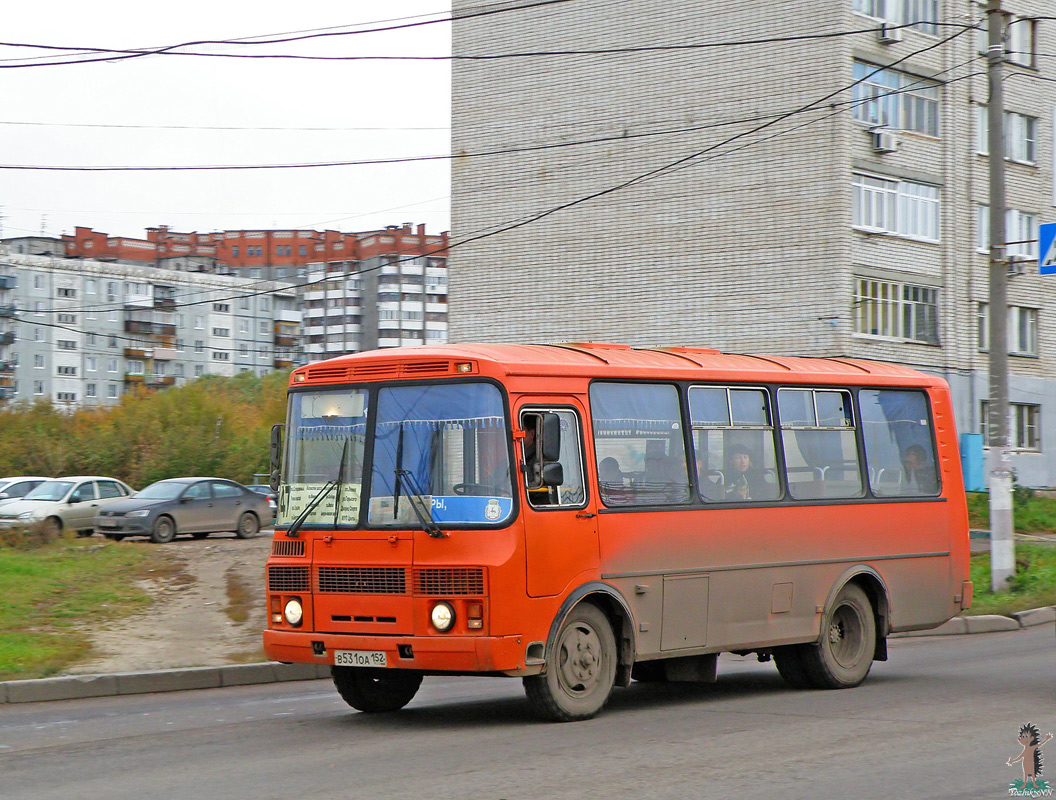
[
  {"xmin": 271, "ymin": 539, "xmax": 305, "ymax": 557},
  {"xmin": 317, "ymin": 566, "xmax": 407, "ymax": 595},
  {"xmin": 267, "ymin": 565, "xmax": 311, "ymax": 592},
  {"xmin": 413, "ymin": 568, "xmax": 485, "ymax": 596}
]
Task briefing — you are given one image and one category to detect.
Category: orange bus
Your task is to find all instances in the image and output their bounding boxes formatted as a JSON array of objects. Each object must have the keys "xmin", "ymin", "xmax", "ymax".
[{"xmin": 263, "ymin": 343, "xmax": 971, "ymax": 722}]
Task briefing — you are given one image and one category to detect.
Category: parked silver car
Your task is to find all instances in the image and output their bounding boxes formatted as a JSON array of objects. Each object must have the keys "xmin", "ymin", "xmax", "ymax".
[
  {"xmin": 94, "ymin": 477, "xmax": 272, "ymax": 543},
  {"xmin": 0, "ymin": 476, "xmax": 134, "ymax": 536},
  {"xmin": 0, "ymin": 476, "xmax": 49, "ymax": 506}
]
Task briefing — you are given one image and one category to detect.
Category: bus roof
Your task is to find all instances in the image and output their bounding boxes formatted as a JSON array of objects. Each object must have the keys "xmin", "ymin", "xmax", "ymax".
[{"xmin": 292, "ymin": 343, "xmax": 945, "ymax": 389}]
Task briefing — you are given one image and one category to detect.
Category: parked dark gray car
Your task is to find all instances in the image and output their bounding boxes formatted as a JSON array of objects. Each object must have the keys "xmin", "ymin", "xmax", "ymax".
[{"xmin": 94, "ymin": 477, "xmax": 272, "ymax": 543}]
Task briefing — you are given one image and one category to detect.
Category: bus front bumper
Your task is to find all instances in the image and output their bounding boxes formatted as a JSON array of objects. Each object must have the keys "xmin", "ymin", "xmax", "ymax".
[{"xmin": 262, "ymin": 630, "xmax": 541, "ymax": 676}]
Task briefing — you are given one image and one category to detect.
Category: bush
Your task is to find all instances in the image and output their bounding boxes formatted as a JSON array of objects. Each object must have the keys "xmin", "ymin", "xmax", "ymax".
[{"xmin": 0, "ymin": 520, "xmax": 67, "ymax": 551}]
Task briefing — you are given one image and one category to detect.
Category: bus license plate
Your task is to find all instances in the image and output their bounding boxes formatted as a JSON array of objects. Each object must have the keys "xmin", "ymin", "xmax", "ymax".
[{"xmin": 334, "ymin": 650, "xmax": 387, "ymax": 668}]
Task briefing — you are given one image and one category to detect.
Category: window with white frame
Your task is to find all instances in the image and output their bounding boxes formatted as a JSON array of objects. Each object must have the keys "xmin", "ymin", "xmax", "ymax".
[
  {"xmin": 107, "ymin": 359, "xmax": 118, "ymax": 373},
  {"xmin": 194, "ymin": 316, "xmax": 204, "ymax": 329},
  {"xmin": 852, "ymin": 61, "xmax": 940, "ymax": 136},
  {"xmin": 978, "ymin": 303, "xmax": 1038, "ymax": 355},
  {"xmin": 854, "ymin": 278, "xmax": 939, "ymax": 343},
  {"xmin": 852, "ymin": 173, "xmax": 940, "ymax": 241},
  {"xmin": 976, "ymin": 206, "xmax": 1038, "ymax": 258},
  {"xmin": 195, "ymin": 365, "xmax": 204, "ymax": 377},
  {"xmin": 976, "ymin": 107, "xmax": 1037, "ymax": 164},
  {"xmin": 86, "ymin": 357, "xmax": 97, "ymax": 371},
  {"xmin": 127, "ymin": 360, "xmax": 144, "ymax": 375},
  {"xmin": 86, "ymin": 384, "xmax": 97, "ymax": 398},
  {"xmin": 212, "ymin": 351, "xmax": 230, "ymax": 361},
  {"xmin": 1007, "ymin": 17, "xmax": 1035, "ymax": 68},
  {"xmin": 981, "ymin": 401, "xmax": 1040, "ymax": 450},
  {"xmin": 33, "ymin": 354, "xmax": 44, "ymax": 368},
  {"xmin": 108, "ymin": 384, "xmax": 118, "ymax": 398},
  {"xmin": 33, "ymin": 381, "xmax": 43, "ymax": 395},
  {"xmin": 853, "ymin": 0, "xmax": 938, "ymax": 34}
]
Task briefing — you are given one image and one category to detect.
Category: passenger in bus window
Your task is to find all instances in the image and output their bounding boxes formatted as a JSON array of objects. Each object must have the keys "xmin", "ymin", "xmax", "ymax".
[
  {"xmin": 598, "ymin": 457, "xmax": 623, "ymax": 487},
  {"xmin": 724, "ymin": 445, "xmax": 767, "ymax": 501},
  {"xmin": 901, "ymin": 444, "xmax": 937, "ymax": 495}
]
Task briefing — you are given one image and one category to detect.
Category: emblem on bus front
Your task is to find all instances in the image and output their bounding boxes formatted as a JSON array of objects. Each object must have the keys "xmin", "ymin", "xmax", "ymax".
[{"xmin": 484, "ymin": 499, "xmax": 501, "ymax": 521}]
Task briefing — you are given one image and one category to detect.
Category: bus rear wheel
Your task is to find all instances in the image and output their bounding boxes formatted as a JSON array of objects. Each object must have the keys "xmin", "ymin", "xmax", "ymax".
[
  {"xmin": 800, "ymin": 583, "xmax": 876, "ymax": 689},
  {"xmin": 331, "ymin": 667, "xmax": 422, "ymax": 713},
  {"xmin": 523, "ymin": 602, "xmax": 617, "ymax": 722}
]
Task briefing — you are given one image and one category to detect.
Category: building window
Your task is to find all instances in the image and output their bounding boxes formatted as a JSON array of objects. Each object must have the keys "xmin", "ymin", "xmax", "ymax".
[
  {"xmin": 57, "ymin": 340, "xmax": 77, "ymax": 351},
  {"xmin": 852, "ymin": 61, "xmax": 940, "ymax": 137},
  {"xmin": 212, "ymin": 327, "xmax": 230, "ymax": 337},
  {"xmin": 57, "ymin": 287, "xmax": 76, "ymax": 298},
  {"xmin": 86, "ymin": 357, "xmax": 97, "ymax": 371},
  {"xmin": 33, "ymin": 354, "xmax": 44, "ymax": 368},
  {"xmin": 107, "ymin": 359, "xmax": 118, "ymax": 373},
  {"xmin": 108, "ymin": 336, "xmax": 118, "ymax": 348},
  {"xmin": 175, "ymin": 363, "xmax": 184, "ymax": 377},
  {"xmin": 194, "ymin": 315, "xmax": 204, "ymax": 329},
  {"xmin": 212, "ymin": 303, "xmax": 230, "ymax": 313},
  {"xmin": 298, "ymin": 245, "xmax": 306, "ymax": 256},
  {"xmin": 976, "ymin": 107, "xmax": 1037, "ymax": 164},
  {"xmin": 33, "ymin": 275, "xmax": 44, "ymax": 290},
  {"xmin": 976, "ymin": 206, "xmax": 1038, "ymax": 259},
  {"xmin": 195, "ymin": 340, "xmax": 204, "ymax": 353},
  {"xmin": 249, "ymin": 268, "xmax": 262, "ymax": 278},
  {"xmin": 852, "ymin": 174, "xmax": 940, "ymax": 241},
  {"xmin": 232, "ymin": 246, "xmax": 239, "ymax": 257},
  {"xmin": 212, "ymin": 351, "xmax": 230, "ymax": 361},
  {"xmin": 57, "ymin": 366, "xmax": 77, "ymax": 376},
  {"xmin": 108, "ymin": 384, "xmax": 118, "ymax": 398},
  {"xmin": 239, "ymin": 297, "xmax": 250, "ymax": 310},
  {"xmin": 238, "ymin": 319, "xmax": 249, "ymax": 333},
  {"xmin": 978, "ymin": 303, "xmax": 1038, "ymax": 356},
  {"xmin": 195, "ymin": 365, "xmax": 204, "ymax": 377},
  {"xmin": 981, "ymin": 401, "xmax": 1040, "ymax": 451},
  {"xmin": 854, "ymin": 278, "xmax": 939, "ymax": 344},
  {"xmin": 57, "ymin": 392, "xmax": 76, "ymax": 403},
  {"xmin": 33, "ymin": 381, "xmax": 43, "ymax": 395},
  {"xmin": 34, "ymin": 328, "xmax": 43, "ymax": 342},
  {"xmin": 86, "ymin": 383, "xmax": 97, "ymax": 398},
  {"xmin": 127, "ymin": 360, "xmax": 144, "ymax": 375},
  {"xmin": 57, "ymin": 313, "xmax": 76, "ymax": 324}
]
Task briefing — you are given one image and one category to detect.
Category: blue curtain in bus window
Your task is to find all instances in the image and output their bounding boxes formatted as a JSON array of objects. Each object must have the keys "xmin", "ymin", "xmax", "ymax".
[
  {"xmin": 860, "ymin": 389, "xmax": 937, "ymax": 496},
  {"xmin": 372, "ymin": 383, "xmax": 507, "ymax": 500},
  {"xmin": 689, "ymin": 388, "xmax": 729, "ymax": 426}
]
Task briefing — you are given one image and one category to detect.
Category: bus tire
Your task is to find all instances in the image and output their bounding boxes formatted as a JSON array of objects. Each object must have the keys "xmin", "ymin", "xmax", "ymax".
[
  {"xmin": 773, "ymin": 646, "xmax": 813, "ymax": 689},
  {"xmin": 801, "ymin": 583, "xmax": 876, "ymax": 689},
  {"xmin": 523, "ymin": 602, "xmax": 617, "ymax": 722},
  {"xmin": 331, "ymin": 667, "xmax": 422, "ymax": 713}
]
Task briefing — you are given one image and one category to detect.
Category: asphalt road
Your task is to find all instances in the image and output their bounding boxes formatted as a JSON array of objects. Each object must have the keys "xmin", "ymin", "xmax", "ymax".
[{"xmin": 1, "ymin": 625, "xmax": 1051, "ymax": 800}]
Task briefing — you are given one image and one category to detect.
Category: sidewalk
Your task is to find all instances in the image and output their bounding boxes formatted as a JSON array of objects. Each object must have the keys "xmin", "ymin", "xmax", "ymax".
[{"xmin": 3, "ymin": 605, "xmax": 1053, "ymax": 705}]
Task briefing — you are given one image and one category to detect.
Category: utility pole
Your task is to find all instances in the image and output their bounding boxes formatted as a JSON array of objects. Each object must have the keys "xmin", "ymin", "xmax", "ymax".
[{"xmin": 986, "ymin": 0, "xmax": 1014, "ymax": 591}]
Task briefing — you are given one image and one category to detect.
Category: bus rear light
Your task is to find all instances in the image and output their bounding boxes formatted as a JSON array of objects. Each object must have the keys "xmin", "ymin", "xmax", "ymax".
[{"xmin": 467, "ymin": 603, "xmax": 484, "ymax": 629}]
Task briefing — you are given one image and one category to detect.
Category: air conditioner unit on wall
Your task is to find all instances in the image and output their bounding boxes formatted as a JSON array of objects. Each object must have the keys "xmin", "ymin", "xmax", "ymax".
[
  {"xmin": 872, "ymin": 130, "xmax": 900, "ymax": 153},
  {"xmin": 877, "ymin": 24, "xmax": 902, "ymax": 44}
]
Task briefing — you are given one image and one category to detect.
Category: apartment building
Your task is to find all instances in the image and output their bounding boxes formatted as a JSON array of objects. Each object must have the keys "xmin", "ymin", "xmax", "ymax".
[
  {"xmin": 0, "ymin": 252, "xmax": 302, "ymax": 406},
  {"xmin": 49, "ymin": 222, "xmax": 450, "ymax": 362},
  {"xmin": 450, "ymin": 0, "xmax": 1056, "ymax": 485}
]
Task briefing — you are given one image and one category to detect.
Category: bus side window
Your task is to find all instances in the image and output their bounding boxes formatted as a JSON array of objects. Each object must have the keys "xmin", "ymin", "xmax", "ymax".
[
  {"xmin": 859, "ymin": 389, "xmax": 939, "ymax": 496},
  {"xmin": 589, "ymin": 382, "xmax": 690, "ymax": 506},
  {"xmin": 520, "ymin": 409, "xmax": 586, "ymax": 508},
  {"xmin": 778, "ymin": 389, "xmax": 863, "ymax": 500}
]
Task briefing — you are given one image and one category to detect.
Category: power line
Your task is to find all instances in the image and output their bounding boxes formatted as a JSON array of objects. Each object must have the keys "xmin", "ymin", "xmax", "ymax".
[
  {"xmin": 0, "ymin": 0, "xmax": 570, "ymax": 70},
  {"xmin": 0, "ymin": 19, "xmax": 978, "ymax": 70}
]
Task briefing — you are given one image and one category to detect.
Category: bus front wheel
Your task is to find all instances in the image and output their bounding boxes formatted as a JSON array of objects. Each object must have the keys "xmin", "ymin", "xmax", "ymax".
[
  {"xmin": 523, "ymin": 602, "xmax": 617, "ymax": 722},
  {"xmin": 331, "ymin": 667, "xmax": 422, "ymax": 713},
  {"xmin": 800, "ymin": 583, "xmax": 876, "ymax": 689}
]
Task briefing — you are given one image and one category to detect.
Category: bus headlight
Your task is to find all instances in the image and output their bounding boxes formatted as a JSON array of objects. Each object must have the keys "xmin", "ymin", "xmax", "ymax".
[
  {"xmin": 284, "ymin": 598, "xmax": 303, "ymax": 627},
  {"xmin": 430, "ymin": 602, "xmax": 455, "ymax": 632}
]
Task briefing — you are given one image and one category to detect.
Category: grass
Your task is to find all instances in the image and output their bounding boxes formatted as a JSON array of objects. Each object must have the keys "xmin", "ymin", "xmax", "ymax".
[
  {"xmin": 0, "ymin": 534, "xmax": 176, "ymax": 680},
  {"xmin": 966, "ymin": 490, "xmax": 1056, "ymax": 533},
  {"xmin": 969, "ymin": 543, "xmax": 1056, "ymax": 616}
]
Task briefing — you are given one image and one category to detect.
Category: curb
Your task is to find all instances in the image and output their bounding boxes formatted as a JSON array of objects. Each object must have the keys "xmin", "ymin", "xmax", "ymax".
[
  {"xmin": 4, "ymin": 607, "xmax": 1053, "ymax": 705},
  {"xmin": 0, "ymin": 662, "xmax": 332, "ymax": 705},
  {"xmin": 891, "ymin": 605, "xmax": 1055, "ymax": 638}
]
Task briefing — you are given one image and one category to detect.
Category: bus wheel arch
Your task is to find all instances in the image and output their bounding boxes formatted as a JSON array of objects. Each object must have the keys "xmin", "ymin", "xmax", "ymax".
[
  {"xmin": 523, "ymin": 583, "xmax": 636, "ymax": 722},
  {"xmin": 823, "ymin": 567, "xmax": 890, "ymax": 662}
]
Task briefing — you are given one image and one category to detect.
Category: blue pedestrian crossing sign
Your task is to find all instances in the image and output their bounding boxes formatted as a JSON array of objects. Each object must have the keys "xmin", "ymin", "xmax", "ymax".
[{"xmin": 1040, "ymin": 223, "xmax": 1056, "ymax": 275}]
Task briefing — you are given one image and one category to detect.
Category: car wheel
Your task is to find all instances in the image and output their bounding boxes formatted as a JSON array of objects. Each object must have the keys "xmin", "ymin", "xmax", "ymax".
[
  {"xmin": 42, "ymin": 517, "xmax": 62, "ymax": 538},
  {"xmin": 236, "ymin": 512, "xmax": 259, "ymax": 539},
  {"xmin": 150, "ymin": 516, "xmax": 176, "ymax": 544}
]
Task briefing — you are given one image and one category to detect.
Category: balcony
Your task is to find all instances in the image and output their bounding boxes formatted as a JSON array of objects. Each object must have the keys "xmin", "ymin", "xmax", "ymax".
[
  {"xmin": 0, "ymin": 276, "xmax": 15, "ymax": 290},
  {"xmin": 0, "ymin": 305, "xmax": 17, "ymax": 318},
  {"xmin": 153, "ymin": 347, "xmax": 178, "ymax": 361},
  {"xmin": 124, "ymin": 373, "xmax": 145, "ymax": 383},
  {"xmin": 0, "ymin": 374, "xmax": 12, "ymax": 388},
  {"xmin": 274, "ymin": 335, "xmax": 297, "ymax": 348},
  {"xmin": 274, "ymin": 359, "xmax": 295, "ymax": 369},
  {"xmin": 0, "ymin": 361, "xmax": 13, "ymax": 373},
  {"xmin": 124, "ymin": 321, "xmax": 176, "ymax": 337},
  {"xmin": 0, "ymin": 332, "xmax": 15, "ymax": 346},
  {"xmin": 275, "ymin": 309, "xmax": 303, "ymax": 324},
  {"xmin": 124, "ymin": 347, "xmax": 149, "ymax": 359},
  {"xmin": 145, "ymin": 376, "xmax": 176, "ymax": 387}
]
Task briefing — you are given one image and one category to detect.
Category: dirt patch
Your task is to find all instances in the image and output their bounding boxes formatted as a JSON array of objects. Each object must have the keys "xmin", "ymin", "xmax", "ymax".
[{"xmin": 66, "ymin": 533, "xmax": 272, "ymax": 675}]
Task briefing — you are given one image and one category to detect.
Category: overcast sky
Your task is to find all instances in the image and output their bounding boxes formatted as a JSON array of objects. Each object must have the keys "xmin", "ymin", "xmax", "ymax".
[{"xmin": 1, "ymin": 1, "xmax": 452, "ymax": 241}]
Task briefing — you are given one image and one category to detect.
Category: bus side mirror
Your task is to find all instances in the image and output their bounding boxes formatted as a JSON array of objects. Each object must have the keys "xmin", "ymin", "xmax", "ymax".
[
  {"xmin": 540, "ymin": 462, "xmax": 564, "ymax": 487},
  {"xmin": 270, "ymin": 423, "xmax": 284, "ymax": 492},
  {"xmin": 541, "ymin": 413, "xmax": 561, "ymax": 462}
]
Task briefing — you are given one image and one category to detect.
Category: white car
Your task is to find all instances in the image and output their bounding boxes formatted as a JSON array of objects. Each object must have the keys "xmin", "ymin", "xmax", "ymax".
[
  {"xmin": 0, "ymin": 476, "xmax": 134, "ymax": 536},
  {"xmin": 0, "ymin": 476, "xmax": 49, "ymax": 507}
]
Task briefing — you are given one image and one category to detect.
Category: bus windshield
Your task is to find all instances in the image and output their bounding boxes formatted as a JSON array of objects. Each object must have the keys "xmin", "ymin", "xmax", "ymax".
[{"xmin": 280, "ymin": 382, "xmax": 513, "ymax": 528}]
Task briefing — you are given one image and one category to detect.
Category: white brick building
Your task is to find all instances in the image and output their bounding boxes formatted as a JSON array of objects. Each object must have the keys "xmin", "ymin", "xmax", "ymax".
[{"xmin": 450, "ymin": 0, "xmax": 1056, "ymax": 485}]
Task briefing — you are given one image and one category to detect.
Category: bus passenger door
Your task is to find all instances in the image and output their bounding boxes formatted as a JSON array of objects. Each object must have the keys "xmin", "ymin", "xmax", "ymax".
[{"xmin": 518, "ymin": 404, "xmax": 600, "ymax": 598}]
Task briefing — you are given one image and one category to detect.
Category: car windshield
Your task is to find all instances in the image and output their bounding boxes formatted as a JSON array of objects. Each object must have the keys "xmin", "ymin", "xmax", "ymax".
[
  {"xmin": 135, "ymin": 481, "xmax": 187, "ymax": 500},
  {"xmin": 23, "ymin": 481, "xmax": 74, "ymax": 501}
]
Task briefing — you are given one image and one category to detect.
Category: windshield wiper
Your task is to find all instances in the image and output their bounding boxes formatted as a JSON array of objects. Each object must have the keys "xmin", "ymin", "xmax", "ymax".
[
  {"xmin": 332, "ymin": 435, "xmax": 352, "ymax": 527},
  {"xmin": 285, "ymin": 481, "xmax": 336, "ymax": 539},
  {"xmin": 395, "ymin": 468, "xmax": 446, "ymax": 539}
]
